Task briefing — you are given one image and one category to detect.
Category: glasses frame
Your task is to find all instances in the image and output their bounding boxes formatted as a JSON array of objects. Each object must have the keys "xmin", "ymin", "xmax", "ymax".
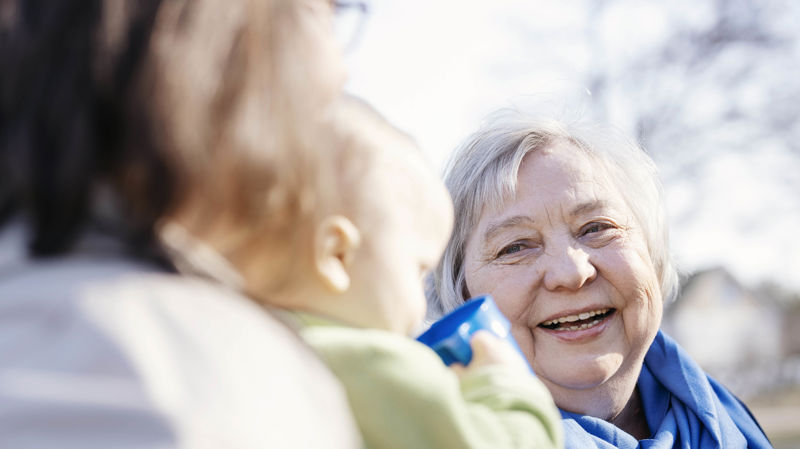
[{"xmin": 332, "ymin": 0, "xmax": 369, "ymax": 53}]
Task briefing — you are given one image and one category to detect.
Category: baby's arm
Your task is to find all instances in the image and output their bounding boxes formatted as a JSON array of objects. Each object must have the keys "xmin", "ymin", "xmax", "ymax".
[
  {"xmin": 454, "ymin": 332, "xmax": 563, "ymax": 448},
  {"xmin": 449, "ymin": 330, "xmax": 531, "ymax": 376},
  {"xmin": 308, "ymin": 328, "xmax": 563, "ymax": 449}
]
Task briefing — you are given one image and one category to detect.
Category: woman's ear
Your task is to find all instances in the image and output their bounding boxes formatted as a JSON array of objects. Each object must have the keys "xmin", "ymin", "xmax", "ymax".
[{"xmin": 314, "ymin": 215, "xmax": 361, "ymax": 293}]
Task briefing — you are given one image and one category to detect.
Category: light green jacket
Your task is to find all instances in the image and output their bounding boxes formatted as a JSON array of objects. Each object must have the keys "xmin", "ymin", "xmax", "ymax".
[{"xmin": 288, "ymin": 312, "xmax": 564, "ymax": 449}]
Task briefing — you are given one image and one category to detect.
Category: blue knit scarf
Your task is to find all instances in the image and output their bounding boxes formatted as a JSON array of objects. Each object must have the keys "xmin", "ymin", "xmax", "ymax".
[{"xmin": 561, "ymin": 330, "xmax": 773, "ymax": 448}]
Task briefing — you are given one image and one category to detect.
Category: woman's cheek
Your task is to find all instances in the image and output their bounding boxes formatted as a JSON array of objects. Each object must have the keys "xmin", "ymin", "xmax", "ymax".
[
  {"xmin": 491, "ymin": 266, "xmax": 535, "ymax": 315},
  {"xmin": 510, "ymin": 324, "xmax": 536, "ymax": 365}
]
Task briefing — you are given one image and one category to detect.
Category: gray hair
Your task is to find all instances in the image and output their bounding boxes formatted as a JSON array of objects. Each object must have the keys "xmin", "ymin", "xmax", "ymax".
[{"xmin": 428, "ymin": 110, "xmax": 679, "ymax": 318}]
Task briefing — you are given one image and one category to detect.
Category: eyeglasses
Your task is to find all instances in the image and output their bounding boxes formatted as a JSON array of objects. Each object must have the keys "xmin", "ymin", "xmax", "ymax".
[{"xmin": 333, "ymin": 0, "xmax": 369, "ymax": 53}]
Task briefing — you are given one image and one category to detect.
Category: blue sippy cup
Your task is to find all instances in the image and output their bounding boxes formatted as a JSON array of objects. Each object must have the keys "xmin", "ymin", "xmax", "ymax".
[{"xmin": 417, "ymin": 295, "xmax": 533, "ymax": 373}]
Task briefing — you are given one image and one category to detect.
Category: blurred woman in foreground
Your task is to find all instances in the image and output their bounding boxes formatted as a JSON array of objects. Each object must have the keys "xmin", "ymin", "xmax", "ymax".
[{"xmin": 0, "ymin": 0, "xmax": 360, "ymax": 447}]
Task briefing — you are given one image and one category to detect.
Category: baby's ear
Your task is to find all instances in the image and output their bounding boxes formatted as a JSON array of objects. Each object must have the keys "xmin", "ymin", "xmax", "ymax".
[{"xmin": 313, "ymin": 215, "xmax": 361, "ymax": 293}]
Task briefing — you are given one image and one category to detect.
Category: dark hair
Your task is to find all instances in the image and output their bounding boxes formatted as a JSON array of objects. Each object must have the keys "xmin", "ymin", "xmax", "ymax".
[{"xmin": 0, "ymin": 0, "xmax": 173, "ymax": 258}]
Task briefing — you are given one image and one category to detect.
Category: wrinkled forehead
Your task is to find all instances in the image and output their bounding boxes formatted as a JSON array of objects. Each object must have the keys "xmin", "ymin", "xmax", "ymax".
[
  {"xmin": 466, "ymin": 139, "xmax": 626, "ymax": 233},
  {"xmin": 519, "ymin": 143, "xmax": 621, "ymax": 198}
]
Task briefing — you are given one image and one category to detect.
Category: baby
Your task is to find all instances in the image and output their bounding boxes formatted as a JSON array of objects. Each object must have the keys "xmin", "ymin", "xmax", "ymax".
[{"xmin": 268, "ymin": 96, "xmax": 564, "ymax": 449}]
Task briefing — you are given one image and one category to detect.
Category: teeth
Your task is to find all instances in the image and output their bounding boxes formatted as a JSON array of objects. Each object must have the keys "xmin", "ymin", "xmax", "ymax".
[
  {"xmin": 541, "ymin": 308, "xmax": 609, "ymax": 327},
  {"xmin": 555, "ymin": 318, "xmax": 602, "ymax": 332}
]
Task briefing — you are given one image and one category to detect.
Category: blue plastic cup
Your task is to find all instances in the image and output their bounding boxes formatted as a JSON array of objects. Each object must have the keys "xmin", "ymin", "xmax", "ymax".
[{"xmin": 417, "ymin": 295, "xmax": 533, "ymax": 373}]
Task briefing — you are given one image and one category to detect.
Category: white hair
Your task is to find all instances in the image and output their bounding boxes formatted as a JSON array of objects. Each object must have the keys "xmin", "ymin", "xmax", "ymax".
[{"xmin": 428, "ymin": 109, "xmax": 679, "ymax": 318}]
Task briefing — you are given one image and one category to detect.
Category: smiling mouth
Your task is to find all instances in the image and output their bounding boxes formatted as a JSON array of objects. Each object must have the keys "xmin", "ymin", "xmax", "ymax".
[{"xmin": 538, "ymin": 308, "xmax": 616, "ymax": 331}]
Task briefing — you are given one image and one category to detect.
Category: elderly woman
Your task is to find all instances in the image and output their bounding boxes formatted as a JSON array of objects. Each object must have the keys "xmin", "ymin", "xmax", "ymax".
[{"xmin": 429, "ymin": 112, "xmax": 772, "ymax": 448}]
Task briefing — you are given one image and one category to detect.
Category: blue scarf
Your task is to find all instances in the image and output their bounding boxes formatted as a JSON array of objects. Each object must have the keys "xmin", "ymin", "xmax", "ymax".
[{"xmin": 561, "ymin": 330, "xmax": 773, "ymax": 448}]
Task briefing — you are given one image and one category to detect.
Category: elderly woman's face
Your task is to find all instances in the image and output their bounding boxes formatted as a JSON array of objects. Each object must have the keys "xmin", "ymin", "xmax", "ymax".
[{"xmin": 462, "ymin": 141, "xmax": 662, "ymax": 411}]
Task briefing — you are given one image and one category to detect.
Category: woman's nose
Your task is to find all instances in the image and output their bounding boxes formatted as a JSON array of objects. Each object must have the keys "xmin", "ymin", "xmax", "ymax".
[{"xmin": 541, "ymin": 244, "xmax": 597, "ymax": 291}]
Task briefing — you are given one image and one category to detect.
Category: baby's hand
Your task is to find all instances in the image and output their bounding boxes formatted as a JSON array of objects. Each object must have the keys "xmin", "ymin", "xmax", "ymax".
[{"xmin": 450, "ymin": 330, "xmax": 530, "ymax": 377}]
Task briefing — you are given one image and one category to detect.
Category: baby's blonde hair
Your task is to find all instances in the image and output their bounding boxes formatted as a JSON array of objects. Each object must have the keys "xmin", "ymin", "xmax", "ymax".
[
  {"xmin": 246, "ymin": 95, "xmax": 417, "ymax": 298},
  {"xmin": 316, "ymin": 96, "xmax": 417, "ymax": 219}
]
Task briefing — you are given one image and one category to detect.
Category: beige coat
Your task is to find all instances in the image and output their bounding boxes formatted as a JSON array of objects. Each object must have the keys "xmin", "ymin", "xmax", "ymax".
[{"xmin": 0, "ymin": 222, "xmax": 361, "ymax": 449}]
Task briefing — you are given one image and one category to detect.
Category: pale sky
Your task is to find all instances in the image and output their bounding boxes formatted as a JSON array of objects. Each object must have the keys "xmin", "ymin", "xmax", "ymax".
[{"xmin": 344, "ymin": 0, "xmax": 800, "ymax": 294}]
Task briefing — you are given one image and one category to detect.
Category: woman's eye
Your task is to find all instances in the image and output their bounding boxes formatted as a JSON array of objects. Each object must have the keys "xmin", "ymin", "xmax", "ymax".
[
  {"xmin": 582, "ymin": 222, "xmax": 613, "ymax": 235},
  {"xmin": 497, "ymin": 243, "xmax": 524, "ymax": 257}
]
